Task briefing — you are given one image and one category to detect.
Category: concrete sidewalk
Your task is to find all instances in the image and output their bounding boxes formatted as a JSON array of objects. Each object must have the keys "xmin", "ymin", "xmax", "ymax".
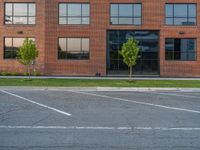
[
  {"xmin": 0, "ymin": 86, "xmax": 200, "ymax": 92},
  {"xmin": 1, "ymin": 75, "xmax": 200, "ymax": 80}
]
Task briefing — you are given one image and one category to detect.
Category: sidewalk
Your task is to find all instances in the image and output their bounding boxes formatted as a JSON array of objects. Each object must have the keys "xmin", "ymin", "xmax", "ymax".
[
  {"xmin": 0, "ymin": 86, "xmax": 200, "ymax": 92},
  {"xmin": 1, "ymin": 76, "xmax": 200, "ymax": 80}
]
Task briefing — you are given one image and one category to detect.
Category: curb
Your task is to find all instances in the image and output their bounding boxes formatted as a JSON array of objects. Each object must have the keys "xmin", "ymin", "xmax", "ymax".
[
  {"xmin": 1, "ymin": 76, "xmax": 200, "ymax": 80},
  {"xmin": 0, "ymin": 87, "xmax": 200, "ymax": 92}
]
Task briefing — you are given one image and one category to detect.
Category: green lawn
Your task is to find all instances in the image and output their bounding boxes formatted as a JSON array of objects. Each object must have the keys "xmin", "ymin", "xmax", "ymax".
[{"xmin": 0, "ymin": 78, "xmax": 199, "ymax": 88}]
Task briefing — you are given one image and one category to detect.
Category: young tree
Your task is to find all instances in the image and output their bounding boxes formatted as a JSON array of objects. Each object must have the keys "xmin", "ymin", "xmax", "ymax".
[
  {"xmin": 120, "ymin": 38, "xmax": 140, "ymax": 79},
  {"xmin": 17, "ymin": 38, "xmax": 38, "ymax": 79}
]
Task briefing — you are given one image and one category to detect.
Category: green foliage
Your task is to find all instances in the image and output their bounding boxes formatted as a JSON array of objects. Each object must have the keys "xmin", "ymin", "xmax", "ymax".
[
  {"xmin": 17, "ymin": 38, "xmax": 38, "ymax": 66},
  {"xmin": 120, "ymin": 38, "xmax": 140, "ymax": 68},
  {"xmin": 24, "ymin": 72, "xmax": 29, "ymax": 76},
  {"xmin": 1, "ymin": 72, "xmax": 10, "ymax": 76},
  {"xmin": 0, "ymin": 72, "xmax": 18, "ymax": 76},
  {"xmin": 33, "ymin": 72, "xmax": 41, "ymax": 76},
  {"xmin": 11, "ymin": 72, "xmax": 19, "ymax": 76},
  {"xmin": 17, "ymin": 38, "xmax": 39, "ymax": 78},
  {"xmin": 120, "ymin": 38, "xmax": 140, "ymax": 78}
]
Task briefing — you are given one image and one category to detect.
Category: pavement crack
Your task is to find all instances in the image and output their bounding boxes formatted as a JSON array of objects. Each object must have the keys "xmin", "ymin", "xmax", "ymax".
[
  {"xmin": 123, "ymin": 114, "xmax": 135, "ymax": 133},
  {"xmin": 30, "ymin": 113, "xmax": 52, "ymax": 126}
]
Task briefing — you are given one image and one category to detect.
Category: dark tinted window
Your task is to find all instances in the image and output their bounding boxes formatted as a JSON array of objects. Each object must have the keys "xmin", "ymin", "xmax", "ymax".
[
  {"xmin": 165, "ymin": 38, "xmax": 196, "ymax": 60},
  {"xmin": 107, "ymin": 31, "xmax": 159, "ymax": 74}
]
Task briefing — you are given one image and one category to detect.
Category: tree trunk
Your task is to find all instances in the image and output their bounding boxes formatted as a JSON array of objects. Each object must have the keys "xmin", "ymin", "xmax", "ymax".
[
  {"xmin": 129, "ymin": 66, "xmax": 132, "ymax": 80},
  {"xmin": 28, "ymin": 65, "xmax": 31, "ymax": 80}
]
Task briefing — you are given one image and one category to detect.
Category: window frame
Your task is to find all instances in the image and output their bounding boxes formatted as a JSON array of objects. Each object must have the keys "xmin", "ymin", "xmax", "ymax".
[
  {"xmin": 165, "ymin": 3, "xmax": 197, "ymax": 26},
  {"xmin": 4, "ymin": 2, "xmax": 36, "ymax": 25},
  {"xmin": 165, "ymin": 38, "xmax": 197, "ymax": 61},
  {"xmin": 3, "ymin": 37, "xmax": 36, "ymax": 59},
  {"xmin": 110, "ymin": 3, "xmax": 142, "ymax": 25},
  {"xmin": 58, "ymin": 3, "xmax": 90, "ymax": 25},
  {"xmin": 57, "ymin": 37, "xmax": 90, "ymax": 60}
]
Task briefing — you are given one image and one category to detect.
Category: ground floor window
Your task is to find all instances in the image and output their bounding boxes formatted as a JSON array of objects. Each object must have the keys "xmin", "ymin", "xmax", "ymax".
[
  {"xmin": 58, "ymin": 38, "xmax": 90, "ymax": 60},
  {"xmin": 4, "ymin": 37, "xmax": 35, "ymax": 59},
  {"xmin": 165, "ymin": 38, "xmax": 196, "ymax": 61}
]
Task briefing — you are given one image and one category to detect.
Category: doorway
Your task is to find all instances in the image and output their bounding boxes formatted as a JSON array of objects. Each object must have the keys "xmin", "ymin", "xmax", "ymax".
[{"xmin": 107, "ymin": 30, "xmax": 160, "ymax": 75}]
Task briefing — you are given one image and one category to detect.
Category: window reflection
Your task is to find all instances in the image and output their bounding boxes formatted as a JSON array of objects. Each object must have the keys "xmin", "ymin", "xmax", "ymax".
[
  {"xmin": 68, "ymin": 4, "xmax": 81, "ymax": 16},
  {"xmin": 110, "ymin": 4, "xmax": 142, "ymax": 25},
  {"xmin": 14, "ymin": 4, "xmax": 27, "ymax": 16},
  {"xmin": 4, "ymin": 38, "xmax": 35, "ymax": 59},
  {"xmin": 165, "ymin": 38, "xmax": 196, "ymax": 61},
  {"xmin": 107, "ymin": 30, "xmax": 159, "ymax": 75},
  {"xmin": 58, "ymin": 38, "xmax": 90, "ymax": 60},
  {"xmin": 165, "ymin": 4, "xmax": 196, "ymax": 26},
  {"xmin": 59, "ymin": 3, "xmax": 90, "ymax": 25},
  {"xmin": 5, "ymin": 3, "xmax": 36, "ymax": 25}
]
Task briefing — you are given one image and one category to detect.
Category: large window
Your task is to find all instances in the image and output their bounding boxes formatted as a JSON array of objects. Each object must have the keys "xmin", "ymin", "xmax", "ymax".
[
  {"xmin": 4, "ymin": 38, "xmax": 35, "ymax": 59},
  {"xmin": 107, "ymin": 31, "xmax": 159, "ymax": 75},
  {"xmin": 110, "ymin": 4, "xmax": 142, "ymax": 25},
  {"xmin": 165, "ymin": 38, "xmax": 196, "ymax": 61},
  {"xmin": 59, "ymin": 3, "xmax": 90, "ymax": 24},
  {"xmin": 5, "ymin": 3, "xmax": 36, "ymax": 25},
  {"xmin": 58, "ymin": 38, "xmax": 90, "ymax": 60},
  {"xmin": 165, "ymin": 4, "xmax": 196, "ymax": 25}
]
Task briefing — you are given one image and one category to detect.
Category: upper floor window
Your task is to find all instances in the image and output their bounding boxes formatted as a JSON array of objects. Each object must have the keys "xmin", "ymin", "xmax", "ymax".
[
  {"xmin": 110, "ymin": 4, "xmax": 142, "ymax": 25},
  {"xmin": 5, "ymin": 3, "xmax": 36, "ymax": 25},
  {"xmin": 165, "ymin": 38, "xmax": 196, "ymax": 61},
  {"xmin": 4, "ymin": 37, "xmax": 35, "ymax": 59},
  {"xmin": 59, "ymin": 3, "xmax": 90, "ymax": 25},
  {"xmin": 165, "ymin": 4, "xmax": 196, "ymax": 26}
]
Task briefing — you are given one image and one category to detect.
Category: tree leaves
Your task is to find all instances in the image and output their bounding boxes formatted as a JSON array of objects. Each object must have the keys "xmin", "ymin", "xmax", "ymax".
[
  {"xmin": 17, "ymin": 38, "xmax": 38, "ymax": 66},
  {"xmin": 17, "ymin": 38, "xmax": 39, "ymax": 78},
  {"xmin": 120, "ymin": 38, "xmax": 139, "ymax": 68}
]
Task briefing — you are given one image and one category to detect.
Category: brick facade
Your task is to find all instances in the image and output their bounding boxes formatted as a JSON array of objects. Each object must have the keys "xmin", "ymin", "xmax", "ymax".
[{"xmin": 0, "ymin": 0, "xmax": 200, "ymax": 77}]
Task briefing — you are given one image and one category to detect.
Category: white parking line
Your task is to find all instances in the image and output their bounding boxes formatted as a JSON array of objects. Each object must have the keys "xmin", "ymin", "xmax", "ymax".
[
  {"xmin": 0, "ymin": 125, "xmax": 200, "ymax": 131},
  {"xmin": 0, "ymin": 90, "xmax": 71, "ymax": 116},
  {"xmin": 151, "ymin": 92, "xmax": 200, "ymax": 99},
  {"xmin": 69, "ymin": 91, "xmax": 200, "ymax": 114}
]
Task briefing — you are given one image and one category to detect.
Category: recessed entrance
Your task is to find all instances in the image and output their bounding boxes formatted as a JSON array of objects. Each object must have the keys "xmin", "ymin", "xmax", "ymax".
[{"xmin": 107, "ymin": 30, "xmax": 160, "ymax": 76}]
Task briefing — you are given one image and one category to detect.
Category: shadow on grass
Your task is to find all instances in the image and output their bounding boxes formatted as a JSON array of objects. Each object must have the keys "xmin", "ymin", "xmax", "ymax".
[
  {"xmin": 126, "ymin": 79, "xmax": 137, "ymax": 83},
  {"xmin": 21, "ymin": 79, "xmax": 33, "ymax": 82}
]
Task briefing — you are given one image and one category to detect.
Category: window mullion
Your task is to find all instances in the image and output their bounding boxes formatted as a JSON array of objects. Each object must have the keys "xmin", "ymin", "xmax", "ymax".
[
  {"xmin": 132, "ymin": 4, "xmax": 134, "ymax": 25},
  {"xmin": 117, "ymin": 4, "xmax": 119, "ymax": 24},
  {"xmin": 173, "ymin": 4, "xmax": 174, "ymax": 25},
  {"xmin": 27, "ymin": 4, "xmax": 29, "ymax": 24},
  {"xmin": 12, "ymin": 3, "xmax": 14, "ymax": 24},
  {"xmin": 187, "ymin": 5, "xmax": 189, "ymax": 24},
  {"xmin": 81, "ymin": 4, "xmax": 83, "ymax": 24},
  {"xmin": 66, "ymin": 4, "xmax": 68, "ymax": 24}
]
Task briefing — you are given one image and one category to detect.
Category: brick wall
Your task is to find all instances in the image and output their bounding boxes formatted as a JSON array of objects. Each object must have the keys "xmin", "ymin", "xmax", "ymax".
[
  {"xmin": 0, "ymin": 0, "xmax": 200, "ymax": 77},
  {"xmin": 0, "ymin": 0, "xmax": 45, "ymax": 74}
]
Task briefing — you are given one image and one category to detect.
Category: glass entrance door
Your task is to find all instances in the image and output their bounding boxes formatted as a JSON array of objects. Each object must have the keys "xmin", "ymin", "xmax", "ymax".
[{"xmin": 107, "ymin": 30, "xmax": 159, "ymax": 75}]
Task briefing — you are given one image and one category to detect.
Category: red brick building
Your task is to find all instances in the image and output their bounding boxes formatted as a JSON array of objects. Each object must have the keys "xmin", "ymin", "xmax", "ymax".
[{"xmin": 0, "ymin": 0, "xmax": 200, "ymax": 77}]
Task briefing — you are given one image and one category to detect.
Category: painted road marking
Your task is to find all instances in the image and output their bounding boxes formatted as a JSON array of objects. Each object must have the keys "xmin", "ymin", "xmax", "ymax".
[
  {"xmin": 0, "ymin": 90, "xmax": 71, "ymax": 116},
  {"xmin": 152, "ymin": 92, "xmax": 200, "ymax": 99},
  {"xmin": 0, "ymin": 125, "xmax": 200, "ymax": 131},
  {"xmin": 69, "ymin": 91, "xmax": 200, "ymax": 114}
]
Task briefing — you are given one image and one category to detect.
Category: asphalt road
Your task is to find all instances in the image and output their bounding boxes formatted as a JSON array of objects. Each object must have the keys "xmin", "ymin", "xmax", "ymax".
[{"xmin": 0, "ymin": 88, "xmax": 200, "ymax": 150}]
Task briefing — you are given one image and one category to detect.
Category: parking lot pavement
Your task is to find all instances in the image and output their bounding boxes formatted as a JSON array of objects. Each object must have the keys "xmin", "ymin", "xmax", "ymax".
[{"xmin": 0, "ymin": 89, "xmax": 200, "ymax": 150}]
